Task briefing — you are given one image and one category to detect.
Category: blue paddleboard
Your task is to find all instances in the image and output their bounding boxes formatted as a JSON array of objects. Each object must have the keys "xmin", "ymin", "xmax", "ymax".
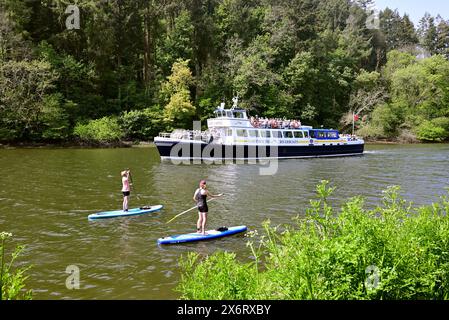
[
  {"xmin": 88, "ymin": 205, "xmax": 163, "ymax": 220},
  {"xmin": 157, "ymin": 226, "xmax": 247, "ymax": 245}
]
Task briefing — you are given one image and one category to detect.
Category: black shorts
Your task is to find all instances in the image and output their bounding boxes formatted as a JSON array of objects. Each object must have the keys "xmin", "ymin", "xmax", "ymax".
[
  {"xmin": 122, "ymin": 191, "xmax": 130, "ymax": 197},
  {"xmin": 198, "ymin": 205, "xmax": 208, "ymax": 213}
]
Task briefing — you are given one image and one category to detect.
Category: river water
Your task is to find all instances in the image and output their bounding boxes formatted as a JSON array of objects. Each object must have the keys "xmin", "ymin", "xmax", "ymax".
[{"xmin": 0, "ymin": 144, "xmax": 448, "ymax": 299}]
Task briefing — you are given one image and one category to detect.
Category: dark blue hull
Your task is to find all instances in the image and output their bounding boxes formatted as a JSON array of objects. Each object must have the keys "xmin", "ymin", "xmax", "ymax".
[{"xmin": 155, "ymin": 141, "xmax": 364, "ymax": 160}]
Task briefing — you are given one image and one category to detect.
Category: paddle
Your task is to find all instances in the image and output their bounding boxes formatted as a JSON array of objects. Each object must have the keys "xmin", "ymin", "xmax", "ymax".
[
  {"xmin": 127, "ymin": 169, "xmax": 142, "ymax": 202},
  {"xmin": 166, "ymin": 195, "xmax": 223, "ymax": 224}
]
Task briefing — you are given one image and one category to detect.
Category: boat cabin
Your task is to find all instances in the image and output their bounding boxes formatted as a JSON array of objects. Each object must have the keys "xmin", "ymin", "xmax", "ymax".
[{"xmin": 207, "ymin": 107, "xmax": 253, "ymax": 129}]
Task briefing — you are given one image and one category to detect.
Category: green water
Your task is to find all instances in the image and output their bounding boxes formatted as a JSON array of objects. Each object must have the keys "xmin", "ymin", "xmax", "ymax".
[{"xmin": 0, "ymin": 144, "xmax": 448, "ymax": 299}]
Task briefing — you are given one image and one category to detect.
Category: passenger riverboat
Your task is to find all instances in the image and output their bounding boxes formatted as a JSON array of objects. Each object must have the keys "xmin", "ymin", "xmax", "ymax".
[{"xmin": 154, "ymin": 97, "xmax": 364, "ymax": 161}]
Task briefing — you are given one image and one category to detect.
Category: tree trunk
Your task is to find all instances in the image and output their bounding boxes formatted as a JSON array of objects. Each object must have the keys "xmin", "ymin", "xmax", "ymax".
[{"xmin": 143, "ymin": 13, "xmax": 151, "ymax": 85}]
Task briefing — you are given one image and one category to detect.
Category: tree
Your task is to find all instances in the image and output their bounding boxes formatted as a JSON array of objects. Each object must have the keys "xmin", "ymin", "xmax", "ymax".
[
  {"xmin": 162, "ymin": 59, "xmax": 196, "ymax": 128},
  {"xmin": 0, "ymin": 60, "xmax": 58, "ymax": 140},
  {"xmin": 380, "ymin": 8, "xmax": 418, "ymax": 51},
  {"xmin": 436, "ymin": 17, "xmax": 449, "ymax": 59},
  {"xmin": 283, "ymin": 51, "xmax": 320, "ymax": 120},
  {"xmin": 342, "ymin": 70, "xmax": 387, "ymax": 132},
  {"xmin": 0, "ymin": 5, "xmax": 29, "ymax": 61},
  {"xmin": 158, "ymin": 9, "xmax": 194, "ymax": 75},
  {"xmin": 232, "ymin": 35, "xmax": 283, "ymax": 114},
  {"xmin": 418, "ymin": 13, "xmax": 438, "ymax": 55},
  {"xmin": 382, "ymin": 50, "xmax": 417, "ymax": 82}
]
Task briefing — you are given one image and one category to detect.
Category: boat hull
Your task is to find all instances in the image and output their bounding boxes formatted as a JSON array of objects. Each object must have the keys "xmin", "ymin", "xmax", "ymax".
[{"xmin": 155, "ymin": 140, "xmax": 364, "ymax": 160}]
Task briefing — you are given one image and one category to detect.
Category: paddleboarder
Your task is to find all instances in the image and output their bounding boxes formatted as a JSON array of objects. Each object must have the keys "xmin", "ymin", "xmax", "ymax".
[
  {"xmin": 121, "ymin": 169, "xmax": 132, "ymax": 212},
  {"xmin": 193, "ymin": 180, "xmax": 223, "ymax": 235}
]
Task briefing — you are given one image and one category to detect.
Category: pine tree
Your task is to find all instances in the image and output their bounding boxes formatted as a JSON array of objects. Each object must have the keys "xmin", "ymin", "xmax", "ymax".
[
  {"xmin": 436, "ymin": 17, "xmax": 449, "ymax": 59},
  {"xmin": 399, "ymin": 14, "xmax": 418, "ymax": 48},
  {"xmin": 418, "ymin": 13, "xmax": 438, "ymax": 55}
]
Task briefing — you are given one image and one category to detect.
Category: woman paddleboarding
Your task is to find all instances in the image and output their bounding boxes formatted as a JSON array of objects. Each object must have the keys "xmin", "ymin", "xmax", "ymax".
[
  {"xmin": 193, "ymin": 180, "xmax": 223, "ymax": 235},
  {"xmin": 121, "ymin": 169, "xmax": 132, "ymax": 212}
]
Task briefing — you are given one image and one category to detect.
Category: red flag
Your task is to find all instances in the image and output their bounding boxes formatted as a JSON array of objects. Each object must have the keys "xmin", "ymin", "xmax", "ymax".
[{"xmin": 354, "ymin": 114, "xmax": 359, "ymax": 122}]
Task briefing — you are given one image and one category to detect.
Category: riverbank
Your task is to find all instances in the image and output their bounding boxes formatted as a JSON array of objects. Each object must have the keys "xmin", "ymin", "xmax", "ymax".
[
  {"xmin": 0, "ymin": 140, "xmax": 158, "ymax": 149},
  {"xmin": 2, "ymin": 139, "xmax": 447, "ymax": 149},
  {"xmin": 177, "ymin": 181, "xmax": 449, "ymax": 300}
]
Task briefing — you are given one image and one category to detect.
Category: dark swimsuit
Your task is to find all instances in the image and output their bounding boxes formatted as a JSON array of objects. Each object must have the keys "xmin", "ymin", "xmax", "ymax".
[{"xmin": 196, "ymin": 189, "xmax": 208, "ymax": 213}]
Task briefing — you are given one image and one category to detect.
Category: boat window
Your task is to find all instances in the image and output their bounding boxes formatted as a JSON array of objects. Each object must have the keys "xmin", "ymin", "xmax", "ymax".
[
  {"xmin": 248, "ymin": 130, "xmax": 257, "ymax": 138},
  {"xmin": 271, "ymin": 131, "xmax": 282, "ymax": 138},
  {"xmin": 226, "ymin": 111, "xmax": 233, "ymax": 118},
  {"xmin": 225, "ymin": 129, "xmax": 233, "ymax": 137},
  {"xmin": 318, "ymin": 131, "xmax": 326, "ymax": 139},
  {"xmin": 294, "ymin": 131, "xmax": 304, "ymax": 138},
  {"xmin": 236, "ymin": 129, "xmax": 247, "ymax": 137},
  {"xmin": 259, "ymin": 131, "xmax": 270, "ymax": 138},
  {"xmin": 328, "ymin": 131, "xmax": 338, "ymax": 138},
  {"xmin": 303, "ymin": 131, "xmax": 309, "ymax": 138},
  {"xmin": 283, "ymin": 131, "xmax": 294, "ymax": 138},
  {"xmin": 234, "ymin": 112, "xmax": 245, "ymax": 119}
]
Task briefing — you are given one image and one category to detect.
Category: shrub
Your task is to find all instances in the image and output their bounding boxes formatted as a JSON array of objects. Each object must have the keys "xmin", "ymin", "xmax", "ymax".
[
  {"xmin": 119, "ymin": 107, "xmax": 165, "ymax": 141},
  {"xmin": 1, "ymin": 232, "xmax": 32, "ymax": 300},
  {"xmin": 416, "ymin": 120, "xmax": 448, "ymax": 142},
  {"xmin": 177, "ymin": 181, "xmax": 449, "ymax": 300},
  {"xmin": 73, "ymin": 117, "xmax": 123, "ymax": 143}
]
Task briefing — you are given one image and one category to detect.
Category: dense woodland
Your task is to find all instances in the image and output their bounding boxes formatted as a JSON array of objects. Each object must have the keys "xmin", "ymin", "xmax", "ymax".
[{"xmin": 0, "ymin": 0, "xmax": 449, "ymax": 144}]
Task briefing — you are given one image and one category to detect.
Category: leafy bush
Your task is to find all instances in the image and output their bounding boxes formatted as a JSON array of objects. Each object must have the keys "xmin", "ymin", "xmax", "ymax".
[
  {"xmin": 416, "ymin": 120, "xmax": 449, "ymax": 142},
  {"xmin": 432, "ymin": 117, "xmax": 449, "ymax": 132},
  {"xmin": 356, "ymin": 123, "xmax": 386, "ymax": 140},
  {"xmin": 177, "ymin": 181, "xmax": 449, "ymax": 300},
  {"xmin": 40, "ymin": 93, "xmax": 70, "ymax": 141},
  {"xmin": 1, "ymin": 232, "xmax": 32, "ymax": 300},
  {"xmin": 73, "ymin": 117, "xmax": 123, "ymax": 143},
  {"xmin": 119, "ymin": 107, "xmax": 165, "ymax": 141}
]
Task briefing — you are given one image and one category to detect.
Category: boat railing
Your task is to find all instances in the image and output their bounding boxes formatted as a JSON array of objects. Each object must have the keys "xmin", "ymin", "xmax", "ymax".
[
  {"xmin": 159, "ymin": 129, "xmax": 216, "ymax": 143},
  {"xmin": 158, "ymin": 133, "xmax": 172, "ymax": 138}
]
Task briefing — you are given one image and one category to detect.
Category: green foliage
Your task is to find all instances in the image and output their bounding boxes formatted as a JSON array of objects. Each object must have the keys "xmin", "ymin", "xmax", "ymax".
[
  {"xmin": 162, "ymin": 59, "xmax": 196, "ymax": 127},
  {"xmin": 40, "ymin": 93, "xmax": 70, "ymax": 140},
  {"xmin": 177, "ymin": 181, "xmax": 449, "ymax": 300},
  {"xmin": 366, "ymin": 102, "xmax": 405, "ymax": 138},
  {"xmin": 73, "ymin": 117, "xmax": 123, "ymax": 143},
  {"xmin": 0, "ymin": 232, "xmax": 32, "ymax": 300},
  {"xmin": 119, "ymin": 107, "xmax": 165, "ymax": 141},
  {"xmin": 416, "ymin": 120, "xmax": 449, "ymax": 142},
  {"xmin": 158, "ymin": 10, "xmax": 194, "ymax": 75},
  {"xmin": 383, "ymin": 50, "xmax": 417, "ymax": 81},
  {"xmin": 380, "ymin": 9, "xmax": 418, "ymax": 51},
  {"xmin": 1, "ymin": 1, "xmax": 449, "ymax": 143},
  {"xmin": 37, "ymin": 41, "xmax": 102, "ymax": 121},
  {"xmin": 360, "ymin": 51, "xmax": 449, "ymax": 140},
  {"xmin": 0, "ymin": 59, "xmax": 58, "ymax": 141},
  {"xmin": 177, "ymin": 251, "xmax": 259, "ymax": 300}
]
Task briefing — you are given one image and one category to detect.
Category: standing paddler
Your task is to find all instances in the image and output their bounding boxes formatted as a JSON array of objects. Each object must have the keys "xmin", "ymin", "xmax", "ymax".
[
  {"xmin": 193, "ymin": 180, "xmax": 223, "ymax": 235},
  {"xmin": 121, "ymin": 169, "xmax": 132, "ymax": 212}
]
